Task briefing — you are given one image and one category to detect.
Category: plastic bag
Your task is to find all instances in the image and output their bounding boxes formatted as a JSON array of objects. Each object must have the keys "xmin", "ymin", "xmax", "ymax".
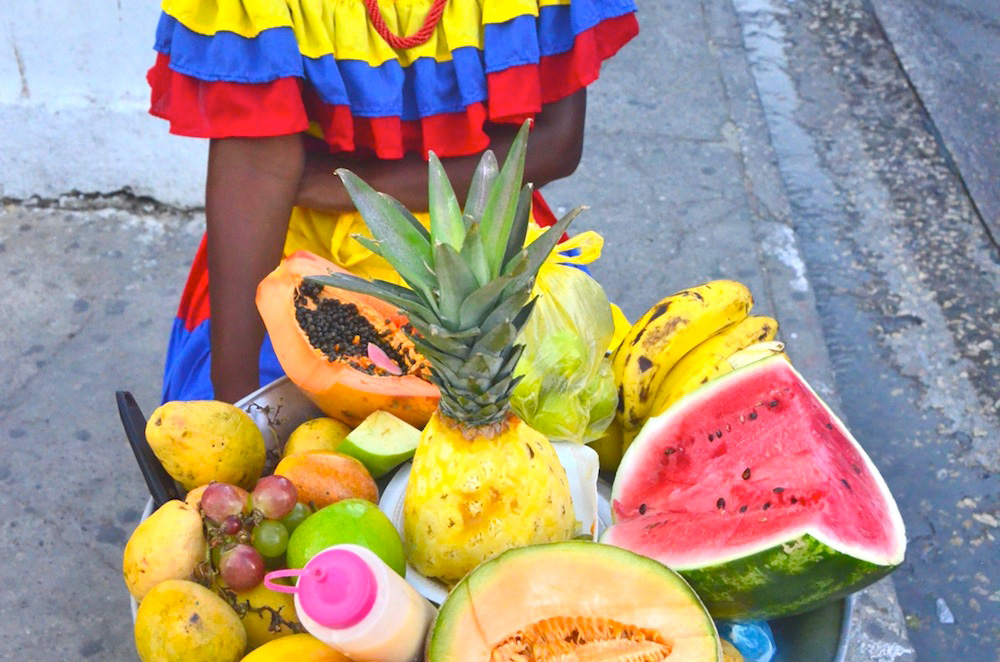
[{"xmin": 510, "ymin": 229, "xmax": 620, "ymax": 444}]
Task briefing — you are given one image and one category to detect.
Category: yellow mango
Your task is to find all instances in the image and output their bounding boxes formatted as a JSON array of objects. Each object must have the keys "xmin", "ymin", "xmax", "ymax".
[
  {"xmin": 722, "ymin": 640, "xmax": 746, "ymax": 662},
  {"xmin": 283, "ymin": 417, "xmax": 352, "ymax": 457},
  {"xmin": 227, "ymin": 581, "xmax": 301, "ymax": 650},
  {"xmin": 146, "ymin": 400, "xmax": 266, "ymax": 490},
  {"xmin": 123, "ymin": 500, "xmax": 206, "ymax": 600},
  {"xmin": 135, "ymin": 580, "xmax": 246, "ymax": 662},
  {"xmin": 240, "ymin": 633, "xmax": 351, "ymax": 662}
]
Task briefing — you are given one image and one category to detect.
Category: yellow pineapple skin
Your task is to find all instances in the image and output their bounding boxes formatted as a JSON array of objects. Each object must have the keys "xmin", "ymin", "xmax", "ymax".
[{"xmin": 402, "ymin": 411, "xmax": 576, "ymax": 584}]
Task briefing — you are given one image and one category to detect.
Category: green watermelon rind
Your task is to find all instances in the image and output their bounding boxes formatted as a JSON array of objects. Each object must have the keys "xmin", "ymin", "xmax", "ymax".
[
  {"xmin": 607, "ymin": 355, "xmax": 906, "ymax": 620},
  {"xmin": 602, "ymin": 528, "xmax": 897, "ymax": 620}
]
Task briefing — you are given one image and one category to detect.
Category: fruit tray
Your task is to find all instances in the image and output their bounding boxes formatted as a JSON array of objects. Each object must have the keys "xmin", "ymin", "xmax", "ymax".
[{"xmin": 127, "ymin": 376, "xmax": 854, "ymax": 661}]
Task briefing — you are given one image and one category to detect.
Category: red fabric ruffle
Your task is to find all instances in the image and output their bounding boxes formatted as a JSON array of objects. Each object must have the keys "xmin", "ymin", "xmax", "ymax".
[
  {"xmin": 303, "ymin": 91, "xmax": 491, "ymax": 159},
  {"xmin": 488, "ymin": 12, "xmax": 639, "ymax": 121},
  {"xmin": 148, "ymin": 53, "xmax": 309, "ymax": 138},
  {"xmin": 147, "ymin": 12, "xmax": 638, "ymax": 157}
]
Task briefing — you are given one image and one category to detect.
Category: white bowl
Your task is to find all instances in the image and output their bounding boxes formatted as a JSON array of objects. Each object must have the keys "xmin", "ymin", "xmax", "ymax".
[{"xmin": 378, "ymin": 441, "xmax": 610, "ymax": 604}]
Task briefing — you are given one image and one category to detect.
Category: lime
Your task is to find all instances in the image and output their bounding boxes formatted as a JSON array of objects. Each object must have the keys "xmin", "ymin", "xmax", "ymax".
[{"xmin": 286, "ymin": 498, "xmax": 406, "ymax": 576}]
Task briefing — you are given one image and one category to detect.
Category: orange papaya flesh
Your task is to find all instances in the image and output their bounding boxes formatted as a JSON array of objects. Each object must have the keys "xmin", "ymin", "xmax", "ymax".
[{"xmin": 257, "ymin": 251, "xmax": 439, "ymax": 428}]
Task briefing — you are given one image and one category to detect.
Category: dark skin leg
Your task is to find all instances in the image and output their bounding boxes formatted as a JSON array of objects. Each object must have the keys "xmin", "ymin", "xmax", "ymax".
[
  {"xmin": 206, "ymin": 134, "xmax": 304, "ymax": 402},
  {"xmin": 204, "ymin": 91, "xmax": 585, "ymax": 402}
]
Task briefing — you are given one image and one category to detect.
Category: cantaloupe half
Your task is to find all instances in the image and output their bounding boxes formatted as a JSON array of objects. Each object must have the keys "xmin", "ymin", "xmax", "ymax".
[
  {"xmin": 428, "ymin": 541, "xmax": 721, "ymax": 661},
  {"xmin": 256, "ymin": 251, "xmax": 439, "ymax": 427}
]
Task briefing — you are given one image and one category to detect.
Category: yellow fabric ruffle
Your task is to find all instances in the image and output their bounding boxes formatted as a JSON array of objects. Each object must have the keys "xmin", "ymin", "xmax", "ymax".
[
  {"xmin": 162, "ymin": 0, "xmax": 570, "ymax": 65},
  {"xmin": 283, "ymin": 206, "xmax": 423, "ymax": 284}
]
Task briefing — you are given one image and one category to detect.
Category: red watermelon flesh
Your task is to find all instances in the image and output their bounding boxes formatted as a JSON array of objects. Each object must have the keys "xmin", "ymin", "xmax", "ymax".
[{"xmin": 604, "ymin": 356, "xmax": 905, "ymax": 619}]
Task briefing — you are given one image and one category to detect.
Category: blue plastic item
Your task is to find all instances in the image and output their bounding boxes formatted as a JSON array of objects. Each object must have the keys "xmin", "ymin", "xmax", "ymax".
[{"xmin": 716, "ymin": 620, "xmax": 777, "ymax": 662}]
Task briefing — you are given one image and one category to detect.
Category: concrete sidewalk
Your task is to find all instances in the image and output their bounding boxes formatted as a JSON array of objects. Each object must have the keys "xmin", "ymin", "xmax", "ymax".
[{"xmin": 0, "ymin": 1, "xmax": 920, "ymax": 659}]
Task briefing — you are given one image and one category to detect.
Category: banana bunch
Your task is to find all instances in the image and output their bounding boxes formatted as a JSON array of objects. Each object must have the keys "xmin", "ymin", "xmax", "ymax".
[{"xmin": 590, "ymin": 281, "xmax": 785, "ymax": 471}]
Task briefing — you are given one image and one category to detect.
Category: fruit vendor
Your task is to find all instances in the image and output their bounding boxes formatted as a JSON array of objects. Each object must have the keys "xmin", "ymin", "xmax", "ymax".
[{"xmin": 148, "ymin": 0, "xmax": 639, "ymax": 403}]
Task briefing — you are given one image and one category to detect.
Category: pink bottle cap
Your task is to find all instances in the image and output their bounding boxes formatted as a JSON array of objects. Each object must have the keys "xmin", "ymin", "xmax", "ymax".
[{"xmin": 265, "ymin": 548, "xmax": 377, "ymax": 629}]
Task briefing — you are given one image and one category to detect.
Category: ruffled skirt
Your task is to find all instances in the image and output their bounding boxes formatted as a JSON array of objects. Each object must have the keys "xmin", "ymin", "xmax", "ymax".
[{"xmin": 150, "ymin": 0, "xmax": 639, "ymax": 157}]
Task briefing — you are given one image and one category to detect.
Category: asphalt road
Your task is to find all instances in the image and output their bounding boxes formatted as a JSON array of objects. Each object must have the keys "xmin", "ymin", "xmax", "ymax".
[
  {"xmin": 870, "ymin": 0, "xmax": 1000, "ymax": 241},
  {"xmin": 726, "ymin": 0, "xmax": 1000, "ymax": 657}
]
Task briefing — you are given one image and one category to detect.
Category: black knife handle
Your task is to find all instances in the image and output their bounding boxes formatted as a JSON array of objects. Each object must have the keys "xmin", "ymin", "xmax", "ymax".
[{"xmin": 116, "ymin": 391, "xmax": 181, "ymax": 508}]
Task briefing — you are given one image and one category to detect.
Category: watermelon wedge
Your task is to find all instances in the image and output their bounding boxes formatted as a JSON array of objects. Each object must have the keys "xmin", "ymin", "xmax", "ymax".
[{"xmin": 602, "ymin": 356, "xmax": 906, "ymax": 620}]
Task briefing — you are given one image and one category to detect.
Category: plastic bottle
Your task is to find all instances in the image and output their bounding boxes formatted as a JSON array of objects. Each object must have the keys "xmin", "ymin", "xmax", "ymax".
[{"xmin": 265, "ymin": 544, "xmax": 437, "ymax": 662}]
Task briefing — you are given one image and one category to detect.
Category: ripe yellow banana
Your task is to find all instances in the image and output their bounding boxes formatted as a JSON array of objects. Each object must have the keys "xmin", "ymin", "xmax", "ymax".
[
  {"xmin": 614, "ymin": 281, "xmax": 754, "ymax": 435},
  {"xmin": 648, "ymin": 316, "xmax": 779, "ymax": 417},
  {"xmin": 725, "ymin": 340, "xmax": 787, "ymax": 370}
]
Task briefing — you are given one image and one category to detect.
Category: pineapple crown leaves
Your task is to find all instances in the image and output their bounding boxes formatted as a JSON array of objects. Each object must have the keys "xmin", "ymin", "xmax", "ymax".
[{"xmin": 304, "ymin": 120, "xmax": 582, "ymax": 426}]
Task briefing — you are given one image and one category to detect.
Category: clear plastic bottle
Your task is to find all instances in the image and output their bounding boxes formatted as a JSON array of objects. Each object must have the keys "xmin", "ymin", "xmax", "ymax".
[{"xmin": 265, "ymin": 544, "xmax": 437, "ymax": 662}]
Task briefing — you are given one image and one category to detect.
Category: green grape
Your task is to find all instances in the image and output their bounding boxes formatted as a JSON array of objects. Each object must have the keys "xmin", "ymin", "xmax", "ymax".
[
  {"xmin": 251, "ymin": 519, "xmax": 289, "ymax": 559},
  {"xmin": 279, "ymin": 502, "xmax": 311, "ymax": 534}
]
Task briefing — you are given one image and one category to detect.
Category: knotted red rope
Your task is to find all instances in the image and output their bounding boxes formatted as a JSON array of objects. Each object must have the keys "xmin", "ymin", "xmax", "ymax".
[{"xmin": 363, "ymin": 0, "xmax": 448, "ymax": 50}]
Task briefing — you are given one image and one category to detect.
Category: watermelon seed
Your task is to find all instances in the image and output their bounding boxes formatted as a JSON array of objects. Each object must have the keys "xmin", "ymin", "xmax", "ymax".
[
  {"xmin": 773, "ymin": 487, "xmax": 784, "ymax": 493},
  {"xmin": 639, "ymin": 504, "xmax": 647, "ymax": 515},
  {"xmin": 708, "ymin": 433, "xmax": 714, "ymax": 442},
  {"xmin": 763, "ymin": 502, "xmax": 771, "ymax": 510},
  {"xmin": 790, "ymin": 497, "xmax": 798, "ymax": 504},
  {"xmin": 749, "ymin": 411, "xmax": 758, "ymax": 420},
  {"xmin": 664, "ymin": 448, "xmax": 676, "ymax": 455},
  {"xmin": 769, "ymin": 400, "xmax": 779, "ymax": 408},
  {"xmin": 716, "ymin": 429, "xmax": 723, "ymax": 438},
  {"xmin": 740, "ymin": 505, "xmax": 748, "ymax": 513},
  {"xmin": 852, "ymin": 463, "xmax": 862, "ymax": 474},
  {"xmin": 716, "ymin": 498, "xmax": 726, "ymax": 510},
  {"xmin": 841, "ymin": 478, "xmax": 852, "ymax": 492},
  {"xmin": 742, "ymin": 468, "xmax": 751, "ymax": 480}
]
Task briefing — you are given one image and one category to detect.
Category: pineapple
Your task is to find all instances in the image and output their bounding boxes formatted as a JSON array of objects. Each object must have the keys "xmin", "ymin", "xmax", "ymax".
[{"xmin": 307, "ymin": 122, "xmax": 578, "ymax": 583}]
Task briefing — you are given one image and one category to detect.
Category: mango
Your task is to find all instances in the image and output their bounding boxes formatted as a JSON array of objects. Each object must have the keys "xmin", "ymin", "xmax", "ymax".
[
  {"xmin": 184, "ymin": 484, "xmax": 209, "ymax": 510},
  {"xmin": 274, "ymin": 451, "xmax": 377, "ymax": 509},
  {"xmin": 282, "ymin": 418, "xmax": 351, "ymax": 457},
  {"xmin": 123, "ymin": 500, "xmax": 206, "ymax": 600},
  {"xmin": 227, "ymin": 581, "xmax": 301, "ymax": 650},
  {"xmin": 722, "ymin": 640, "xmax": 746, "ymax": 662},
  {"xmin": 240, "ymin": 633, "xmax": 350, "ymax": 662},
  {"xmin": 135, "ymin": 580, "xmax": 246, "ymax": 662},
  {"xmin": 146, "ymin": 400, "xmax": 266, "ymax": 490}
]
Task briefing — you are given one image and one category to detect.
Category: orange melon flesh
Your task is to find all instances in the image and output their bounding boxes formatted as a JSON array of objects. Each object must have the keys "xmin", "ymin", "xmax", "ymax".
[
  {"xmin": 428, "ymin": 541, "xmax": 721, "ymax": 662},
  {"xmin": 256, "ymin": 250, "xmax": 439, "ymax": 427}
]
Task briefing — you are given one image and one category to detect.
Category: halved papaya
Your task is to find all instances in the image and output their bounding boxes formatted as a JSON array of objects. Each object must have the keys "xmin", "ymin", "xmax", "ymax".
[
  {"xmin": 428, "ymin": 541, "xmax": 721, "ymax": 661},
  {"xmin": 256, "ymin": 251, "xmax": 439, "ymax": 427}
]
